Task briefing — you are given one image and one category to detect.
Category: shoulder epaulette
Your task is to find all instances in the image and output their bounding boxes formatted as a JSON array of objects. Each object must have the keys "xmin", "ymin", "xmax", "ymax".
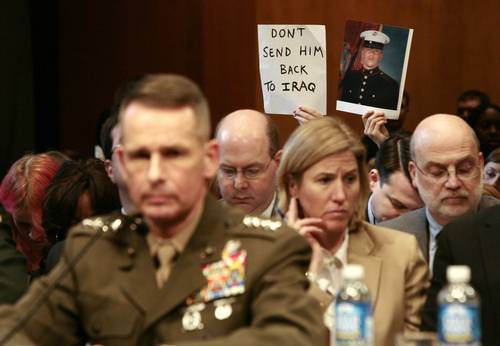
[
  {"xmin": 242, "ymin": 216, "xmax": 282, "ymax": 232},
  {"xmin": 80, "ymin": 215, "xmax": 124, "ymax": 233}
]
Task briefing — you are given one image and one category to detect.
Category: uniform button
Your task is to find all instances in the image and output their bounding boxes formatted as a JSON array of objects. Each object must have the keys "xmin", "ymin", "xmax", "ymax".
[
  {"xmin": 364, "ymin": 76, "xmax": 368, "ymax": 79},
  {"xmin": 372, "ymin": 94, "xmax": 375, "ymax": 98},
  {"xmin": 361, "ymin": 88, "xmax": 364, "ymax": 92},
  {"xmin": 201, "ymin": 246, "xmax": 215, "ymax": 259},
  {"xmin": 362, "ymin": 81, "xmax": 366, "ymax": 85},
  {"xmin": 127, "ymin": 247, "xmax": 135, "ymax": 256},
  {"xmin": 359, "ymin": 95, "xmax": 363, "ymax": 99}
]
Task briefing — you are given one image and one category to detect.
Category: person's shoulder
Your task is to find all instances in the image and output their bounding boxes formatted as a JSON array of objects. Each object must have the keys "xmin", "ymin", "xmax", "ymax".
[
  {"xmin": 225, "ymin": 212, "xmax": 300, "ymax": 243},
  {"xmin": 444, "ymin": 203, "xmax": 500, "ymax": 235},
  {"xmin": 364, "ymin": 221, "xmax": 419, "ymax": 246},
  {"xmin": 479, "ymin": 194, "xmax": 500, "ymax": 209},
  {"xmin": 379, "ymin": 208, "xmax": 426, "ymax": 231},
  {"xmin": 68, "ymin": 210, "xmax": 128, "ymax": 239},
  {"xmin": 378, "ymin": 70, "xmax": 398, "ymax": 85}
]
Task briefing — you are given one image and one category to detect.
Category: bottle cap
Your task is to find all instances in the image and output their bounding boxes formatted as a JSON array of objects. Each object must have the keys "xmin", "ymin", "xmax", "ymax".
[
  {"xmin": 447, "ymin": 265, "xmax": 470, "ymax": 283},
  {"xmin": 342, "ymin": 264, "xmax": 364, "ymax": 280}
]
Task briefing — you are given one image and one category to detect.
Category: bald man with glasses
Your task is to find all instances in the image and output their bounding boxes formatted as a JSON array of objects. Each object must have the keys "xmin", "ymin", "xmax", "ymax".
[
  {"xmin": 216, "ymin": 110, "xmax": 281, "ymax": 217},
  {"xmin": 380, "ymin": 114, "xmax": 499, "ymax": 270}
]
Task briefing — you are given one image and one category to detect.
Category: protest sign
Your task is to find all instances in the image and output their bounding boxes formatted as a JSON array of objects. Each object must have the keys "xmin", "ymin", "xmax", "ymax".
[{"xmin": 258, "ymin": 25, "xmax": 326, "ymax": 115}]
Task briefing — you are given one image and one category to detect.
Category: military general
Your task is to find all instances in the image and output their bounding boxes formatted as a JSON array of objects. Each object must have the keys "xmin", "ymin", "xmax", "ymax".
[
  {"xmin": 340, "ymin": 30, "xmax": 400, "ymax": 110},
  {"xmin": 0, "ymin": 74, "xmax": 324, "ymax": 345}
]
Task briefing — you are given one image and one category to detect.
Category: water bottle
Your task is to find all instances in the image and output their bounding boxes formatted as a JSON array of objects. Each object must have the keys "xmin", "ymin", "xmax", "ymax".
[
  {"xmin": 438, "ymin": 265, "xmax": 481, "ymax": 346},
  {"xmin": 335, "ymin": 264, "xmax": 373, "ymax": 346}
]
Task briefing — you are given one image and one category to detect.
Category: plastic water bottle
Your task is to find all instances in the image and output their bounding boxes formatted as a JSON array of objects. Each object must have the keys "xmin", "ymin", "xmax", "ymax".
[
  {"xmin": 438, "ymin": 265, "xmax": 481, "ymax": 345},
  {"xmin": 335, "ymin": 264, "xmax": 373, "ymax": 346}
]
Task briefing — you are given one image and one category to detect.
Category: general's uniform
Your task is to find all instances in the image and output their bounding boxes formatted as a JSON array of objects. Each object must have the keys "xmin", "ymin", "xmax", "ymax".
[
  {"xmin": 0, "ymin": 196, "xmax": 324, "ymax": 345},
  {"xmin": 341, "ymin": 67, "xmax": 399, "ymax": 110}
]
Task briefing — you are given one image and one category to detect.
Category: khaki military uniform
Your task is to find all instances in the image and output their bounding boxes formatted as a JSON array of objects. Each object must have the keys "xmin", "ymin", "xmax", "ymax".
[{"xmin": 0, "ymin": 196, "xmax": 324, "ymax": 345}]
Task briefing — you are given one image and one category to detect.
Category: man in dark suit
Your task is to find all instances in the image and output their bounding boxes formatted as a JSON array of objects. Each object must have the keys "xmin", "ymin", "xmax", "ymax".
[
  {"xmin": 0, "ymin": 74, "xmax": 324, "ymax": 345},
  {"xmin": 340, "ymin": 30, "xmax": 399, "ymax": 110},
  {"xmin": 421, "ymin": 204, "xmax": 500, "ymax": 346}
]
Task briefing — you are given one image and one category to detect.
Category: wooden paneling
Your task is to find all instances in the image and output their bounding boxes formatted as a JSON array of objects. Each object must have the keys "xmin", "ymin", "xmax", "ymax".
[
  {"xmin": 57, "ymin": 0, "xmax": 203, "ymax": 156},
  {"xmin": 54, "ymin": 0, "xmax": 500, "ymax": 154}
]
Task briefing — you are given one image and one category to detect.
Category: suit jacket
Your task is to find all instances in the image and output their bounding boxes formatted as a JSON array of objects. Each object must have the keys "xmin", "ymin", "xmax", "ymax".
[
  {"xmin": 379, "ymin": 195, "xmax": 500, "ymax": 261},
  {"xmin": 311, "ymin": 222, "xmax": 429, "ymax": 346},
  {"xmin": 421, "ymin": 204, "xmax": 500, "ymax": 346},
  {"xmin": 0, "ymin": 196, "xmax": 324, "ymax": 346},
  {"xmin": 0, "ymin": 206, "xmax": 29, "ymax": 304}
]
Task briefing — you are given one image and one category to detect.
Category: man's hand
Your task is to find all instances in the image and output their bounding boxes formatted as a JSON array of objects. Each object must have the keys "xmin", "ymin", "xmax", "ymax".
[
  {"xmin": 362, "ymin": 110, "xmax": 390, "ymax": 147},
  {"xmin": 293, "ymin": 106, "xmax": 323, "ymax": 125}
]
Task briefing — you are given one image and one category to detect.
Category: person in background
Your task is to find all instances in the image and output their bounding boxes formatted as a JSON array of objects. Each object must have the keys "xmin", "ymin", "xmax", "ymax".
[
  {"xmin": 0, "ymin": 205, "xmax": 29, "ymax": 304},
  {"xmin": 470, "ymin": 103, "xmax": 500, "ymax": 157},
  {"xmin": 277, "ymin": 116, "xmax": 428, "ymax": 346},
  {"xmin": 482, "ymin": 147, "xmax": 500, "ymax": 198},
  {"xmin": 0, "ymin": 152, "xmax": 66, "ymax": 274},
  {"xmin": 456, "ymin": 89, "xmax": 490, "ymax": 123},
  {"xmin": 42, "ymin": 158, "xmax": 121, "ymax": 272},
  {"xmin": 367, "ymin": 134, "xmax": 423, "ymax": 224},
  {"xmin": 215, "ymin": 109, "xmax": 281, "ymax": 217},
  {"xmin": 100, "ymin": 113, "xmax": 137, "ymax": 214},
  {"xmin": 380, "ymin": 114, "xmax": 499, "ymax": 270}
]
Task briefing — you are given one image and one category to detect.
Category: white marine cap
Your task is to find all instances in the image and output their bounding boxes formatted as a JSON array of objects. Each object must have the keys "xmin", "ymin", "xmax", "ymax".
[{"xmin": 360, "ymin": 30, "xmax": 390, "ymax": 49}]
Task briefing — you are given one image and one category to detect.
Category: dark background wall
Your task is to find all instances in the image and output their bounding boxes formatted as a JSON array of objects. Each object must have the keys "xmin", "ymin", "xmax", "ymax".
[{"xmin": 2, "ymin": 0, "xmax": 499, "ymax": 177}]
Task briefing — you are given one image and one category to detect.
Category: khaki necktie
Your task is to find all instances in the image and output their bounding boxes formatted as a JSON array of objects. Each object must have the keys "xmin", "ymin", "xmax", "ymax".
[{"xmin": 155, "ymin": 242, "xmax": 177, "ymax": 288}]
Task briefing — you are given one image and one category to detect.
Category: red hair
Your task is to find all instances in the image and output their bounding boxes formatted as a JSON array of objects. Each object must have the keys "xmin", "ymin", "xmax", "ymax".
[{"xmin": 0, "ymin": 152, "xmax": 66, "ymax": 272}]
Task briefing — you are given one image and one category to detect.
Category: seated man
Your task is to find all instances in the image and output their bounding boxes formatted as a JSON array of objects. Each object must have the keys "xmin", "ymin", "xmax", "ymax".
[
  {"xmin": 421, "ymin": 204, "xmax": 500, "ymax": 346},
  {"xmin": 216, "ymin": 110, "xmax": 281, "ymax": 217},
  {"xmin": 0, "ymin": 74, "xmax": 324, "ymax": 345},
  {"xmin": 380, "ymin": 114, "xmax": 499, "ymax": 270},
  {"xmin": 367, "ymin": 134, "xmax": 423, "ymax": 224}
]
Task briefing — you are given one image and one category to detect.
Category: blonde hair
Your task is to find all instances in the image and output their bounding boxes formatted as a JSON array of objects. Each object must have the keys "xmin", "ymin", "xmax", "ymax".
[{"xmin": 277, "ymin": 117, "xmax": 369, "ymax": 230}]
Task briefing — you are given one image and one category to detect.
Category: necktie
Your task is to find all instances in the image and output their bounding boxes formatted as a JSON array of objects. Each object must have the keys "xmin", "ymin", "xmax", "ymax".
[{"xmin": 155, "ymin": 242, "xmax": 177, "ymax": 288}]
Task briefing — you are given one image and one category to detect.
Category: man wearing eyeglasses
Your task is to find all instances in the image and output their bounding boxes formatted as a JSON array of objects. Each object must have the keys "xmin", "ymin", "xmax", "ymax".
[
  {"xmin": 216, "ymin": 110, "xmax": 281, "ymax": 217},
  {"xmin": 380, "ymin": 114, "xmax": 499, "ymax": 271}
]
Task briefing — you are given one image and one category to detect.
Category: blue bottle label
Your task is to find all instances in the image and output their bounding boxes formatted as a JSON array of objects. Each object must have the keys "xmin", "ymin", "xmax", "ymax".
[
  {"xmin": 438, "ymin": 303, "xmax": 480, "ymax": 344},
  {"xmin": 335, "ymin": 301, "xmax": 372, "ymax": 344}
]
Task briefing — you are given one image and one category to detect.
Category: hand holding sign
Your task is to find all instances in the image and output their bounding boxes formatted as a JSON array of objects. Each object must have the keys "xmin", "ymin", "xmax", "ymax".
[{"xmin": 258, "ymin": 25, "xmax": 327, "ymax": 115}]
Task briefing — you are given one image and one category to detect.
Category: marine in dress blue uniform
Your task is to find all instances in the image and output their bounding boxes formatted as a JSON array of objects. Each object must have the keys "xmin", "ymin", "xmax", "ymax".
[{"xmin": 341, "ymin": 30, "xmax": 399, "ymax": 110}]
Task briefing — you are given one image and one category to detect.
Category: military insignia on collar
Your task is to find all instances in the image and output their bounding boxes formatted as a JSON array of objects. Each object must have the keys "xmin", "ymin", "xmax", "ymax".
[
  {"xmin": 194, "ymin": 239, "xmax": 247, "ymax": 303},
  {"xmin": 243, "ymin": 216, "xmax": 281, "ymax": 231}
]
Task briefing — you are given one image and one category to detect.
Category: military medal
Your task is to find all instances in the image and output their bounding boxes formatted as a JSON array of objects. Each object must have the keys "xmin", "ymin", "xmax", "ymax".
[
  {"xmin": 182, "ymin": 303, "xmax": 205, "ymax": 331},
  {"xmin": 214, "ymin": 298, "xmax": 235, "ymax": 320}
]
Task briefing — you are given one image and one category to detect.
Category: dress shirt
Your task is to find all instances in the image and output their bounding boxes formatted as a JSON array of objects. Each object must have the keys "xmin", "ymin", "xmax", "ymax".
[{"xmin": 425, "ymin": 208, "xmax": 443, "ymax": 273}]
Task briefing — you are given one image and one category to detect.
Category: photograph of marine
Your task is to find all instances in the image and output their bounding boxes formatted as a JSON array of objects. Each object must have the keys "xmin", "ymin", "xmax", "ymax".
[{"xmin": 340, "ymin": 30, "xmax": 399, "ymax": 110}]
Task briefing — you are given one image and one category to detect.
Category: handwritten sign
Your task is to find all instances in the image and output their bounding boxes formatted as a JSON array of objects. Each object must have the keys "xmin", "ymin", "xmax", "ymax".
[{"xmin": 258, "ymin": 25, "xmax": 327, "ymax": 115}]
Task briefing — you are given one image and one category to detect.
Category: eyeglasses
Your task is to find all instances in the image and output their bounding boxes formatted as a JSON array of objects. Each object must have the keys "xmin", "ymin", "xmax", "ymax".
[
  {"xmin": 219, "ymin": 159, "xmax": 272, "ymax": 180},
  {"xmin": 111, "ymin": 144, "xmax": 121, "ymax": 156},
  {"xmin": 413, "ymin": 160, "xmax": 481, "ymax": 184}
]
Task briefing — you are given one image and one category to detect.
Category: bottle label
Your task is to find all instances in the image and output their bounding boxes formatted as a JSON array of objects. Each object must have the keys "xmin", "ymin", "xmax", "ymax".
[
  {"xmin": 335, "ymin": 301, "xmax": 372, "ymax": 344},
  {"xmin": 438, "ymin": 303, "xmax": 480, "ymax": 344}
]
